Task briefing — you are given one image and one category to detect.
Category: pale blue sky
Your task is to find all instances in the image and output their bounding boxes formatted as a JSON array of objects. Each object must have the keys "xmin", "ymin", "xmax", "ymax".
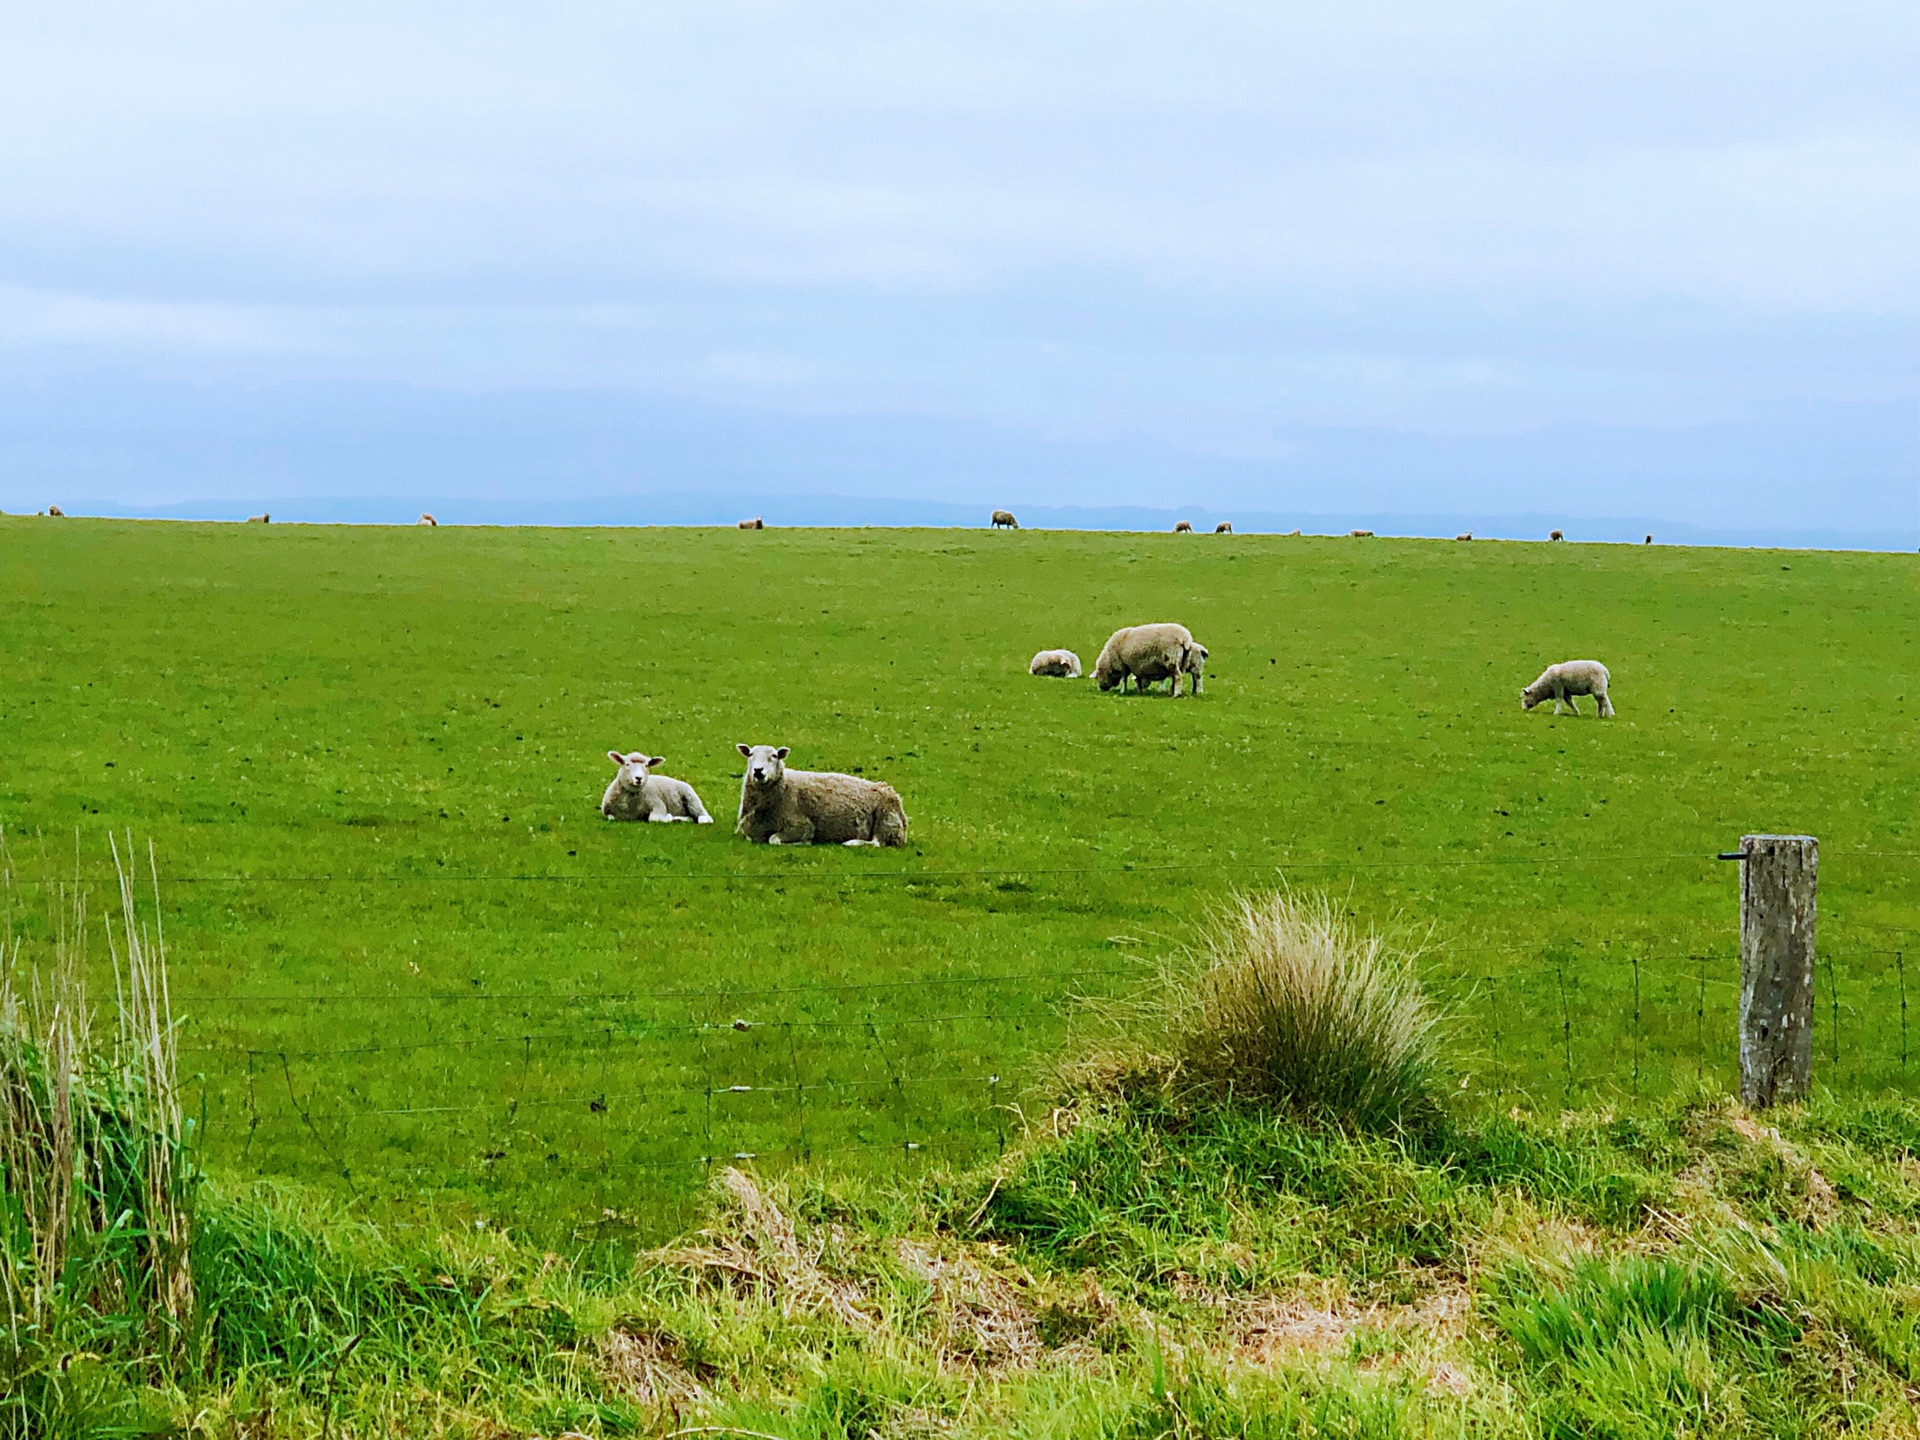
[{"xmin": 2, "ymin": 4, "xmax": 1915, "ymax": 540}]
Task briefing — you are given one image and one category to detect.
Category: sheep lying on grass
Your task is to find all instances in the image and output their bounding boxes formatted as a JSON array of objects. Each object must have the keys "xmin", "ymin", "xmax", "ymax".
[
  {"xmin": 1094, "ymin": 623, "xmax": 1209, "ymax": 696},
  {"xmin": 1521, "ymin": 660, "xmax": 1614, "ymax": 718},
  {"xmin": 601, "ymin": 751, "xmax": 714, "ymax": 822},
  {"xmin": 1029, "ymin": 649, "xmax": 1082, "ymax": 678},
  {"xmin": 735, "ymin": 744, "xmax": 907, "ymax": 846}
]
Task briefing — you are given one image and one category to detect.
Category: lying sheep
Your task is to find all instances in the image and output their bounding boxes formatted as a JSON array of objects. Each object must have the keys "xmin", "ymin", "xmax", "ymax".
[
  {"xmin": 1350, "ymin": 529, "xmax": 1373, "ymax": 538},
  {"xmin": 1174, "ymin": 520, "xmax": 1193, "ymax": 533},
  {"xmin": 738, "ymin": 516, "xmax": 765, "ymax": 530},
  {"xmin": 991, "ymin": 509, "xmax": 1018, "ymax": 529},
  {"xmin": 1029, "ymin": 648, "xmax": 1082, "ymax": 677},
  {"xmin": 1214, "ymin": 521, "xmax": 1232, "ymax": 534},
  {"xmin": 248, "ymin": 513, "xmax": 270, "ymax": 524},
  {"xmin": 601, "ymin": 751, "xmax": 714, "ymax": 823},
  {"xmin": 419, "ymin": 513, "xmax": 438, "ymax": 526},
  {"xmin": 1456, "ymin": 532, "xmax": 1472, "ymax": 541},
  {"xmin": 1094, "ymin": 623, "xmax": 1209, "ymax": 696},
  {"xmin": 47, "ymin": 505, "xmax": 64, "ymax": 517},
  {"xmin": 735, "ymin": 744, "xmax": 907, "ymax": 846},
  {"xmin": 1521, "ymin": 660, "xmax": 1614, "ymax": 718}
]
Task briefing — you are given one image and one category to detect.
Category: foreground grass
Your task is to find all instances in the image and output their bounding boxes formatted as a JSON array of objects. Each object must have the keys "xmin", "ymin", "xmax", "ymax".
[
  {"xmin": 1, "ymin": 519, "xmax": 1916, "ymax": 1232},
  {"xmin": 20, "ymin": 1088, "xmax": 1918, "ymax": 1438}
]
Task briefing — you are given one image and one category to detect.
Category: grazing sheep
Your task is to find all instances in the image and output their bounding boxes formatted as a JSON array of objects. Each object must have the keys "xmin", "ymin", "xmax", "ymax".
[
  {"xmin": 1214, "ymin": 521, "xmax": 1232, "ymax": 534},
  {"xmin": 601, "ymin": 751, "xmax": 713, "ymax": 823},
  {"xmin": 47, "ymin": 505, "xmax": 63, "ymax": 517},
  {"xmin": 734, "ymin": 744, "xmax": 907, "ymax": 846},
  {"xmin": 419, "ymin": 513, "xmax": 438, "ymax": 526},
  {"xmin": 248, "ymin": 513, "xmax": 270, "ymax": 524},
  {"xmin": 1029, "ymin": 648, "xmax": 1082, "ymax": 678},
  {"xmin": 1350, "ymin": 529, "xmax": 1373, "ymax": 538},
  {"xmin": 991, "ymin": 510, "xmax": 1019, "ymax": 529},
  {"xmin": 1093, "ymin": 623, "xmax": 1209, "ymax": 696},
  {"xmin": 1521, "ymin": 660, "xmax": 1614, "ymax": 718},
  {"xmin": 1550, "ymin": 529, "xmax": 1564, "ymax": 541},
  {"xmin": 738, "ymin": 516, "xmax": 765, "ymax": 530},
  {"xmin": 1174, "ymin": 520, "xmax": 1193, "ymax": 533},
  {"xmin": 1456, "ymin": 532, "xmax": 1472, "ymax": 541},
  {"xmin": 1287, "ymin": 528, "xmax": 1301, "ymax": 536}
]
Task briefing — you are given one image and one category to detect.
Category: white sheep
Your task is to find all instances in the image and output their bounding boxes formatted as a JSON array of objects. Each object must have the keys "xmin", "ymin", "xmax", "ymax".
[
  {"xmin": 1028, "ymin": 648, "xmax": 1082, "ymax": 678},
  {"xmin": 1520, "ymin": 661, "xmax": 1614, "ymax": 718},
  {"xmin": 735, "ymin": 744, "xmax": 907, "ymax": 846},
  {"xmin": 418, "ymin": 513, "xmax": 438, "ymax": 526},
  {"xmin": 1093, "ymin": 623, "xmax": 1209, "ymax": 696},
  {"xmin": 601, "ymin": 751, "xmax": 714, "ymax": 822}
]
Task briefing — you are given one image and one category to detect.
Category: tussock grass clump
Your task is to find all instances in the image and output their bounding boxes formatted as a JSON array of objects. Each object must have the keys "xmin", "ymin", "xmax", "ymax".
[{"xmin": 1089, "ymin": 890, "xmax": 1443, "ymax": 1132}]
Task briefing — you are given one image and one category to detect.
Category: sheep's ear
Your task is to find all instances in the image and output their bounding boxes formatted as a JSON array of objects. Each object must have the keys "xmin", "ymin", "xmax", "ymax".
[
  {"xmin": 647, "ymin": 756, "xmax": 665, "ymax": 768},
  {"xmin": 737, "ymin": 743, "xmax": 753, "ymax": 757},
  {"xmin": 774, "ymin": 746, "xmax": 790, "ymax": 759},
  {"xmin": 608, "ymin": 750, "xmax": 625, "ymax": 766}
]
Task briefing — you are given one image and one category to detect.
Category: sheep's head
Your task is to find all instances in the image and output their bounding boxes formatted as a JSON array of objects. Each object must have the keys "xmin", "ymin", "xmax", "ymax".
[
  {"xmin": 1519, "ymin": 688, "xmax": 1541, "ymax": 711},
  {"xmin": 736, "ymin": 743, "xmax": 790, "ymax": 786},
  {"xmin": 607, "ymin": 750, "xmax": 663, "ymax": 785}
]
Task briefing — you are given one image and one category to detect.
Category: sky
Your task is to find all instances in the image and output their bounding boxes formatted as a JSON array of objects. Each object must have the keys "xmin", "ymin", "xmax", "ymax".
[{"xmin": 2, "ymin": 3, "xmax": 1916, "ymax": 543}]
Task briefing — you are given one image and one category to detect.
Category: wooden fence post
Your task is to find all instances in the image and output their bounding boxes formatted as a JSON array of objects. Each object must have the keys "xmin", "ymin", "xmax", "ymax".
[{"xmin": 1736, "ymin": 834, "xmax": 1818, "ymax": 1107}]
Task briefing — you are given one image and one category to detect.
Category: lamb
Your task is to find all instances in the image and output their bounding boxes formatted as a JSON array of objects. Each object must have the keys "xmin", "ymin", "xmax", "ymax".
[
  {"xmin": 1174, "ymin": 520, "xmax": 1193, "ymax": 533},
  {"xmin": 248, "ymin": 513, "xmax": 270, "ymax": 524},
  {"xmin": 1093, "ymin": 623, "xmax": 1209, "ymax": 696},
  {"xmin": 735, "ymin": 744, "xmax": 907, "ymax": 846},
  {"xmin": 601, "ymin": 751, "xmax": 714, "ymax": 823},
  {"xmin": 991, "ymin": 510, "xmax": 1019, "ymax": 529},
  {"xmin": 1029, "ymin": 648, "xmax": 1082, "ymax": 678},
  {"xmin": 1214, "ymin": 521, "xmax": 1232, "ymax": 534},
  {"xmin": 1520, "ymin": 660, "xmax": 1614, "ymax": 718},
  {"xmin": 419, "ymin": 513, "xmax": 438, "ymax": 526},
  {"xmin": 738, "ymin": 516, "xmax": 765, "ymax": 530}
]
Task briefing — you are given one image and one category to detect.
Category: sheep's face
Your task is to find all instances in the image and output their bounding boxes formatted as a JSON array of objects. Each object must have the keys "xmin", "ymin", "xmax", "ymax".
[
  {"xmin": 606, "ymin": 751, "xmax": 661, "ymax": 790},
  {"xmin": 1519, "ymin": 689, "xmax": 1541, "ymax": 711},
  {"xmin": 737, "ymin": 743, "xmax": 791, "ymax": 786}
]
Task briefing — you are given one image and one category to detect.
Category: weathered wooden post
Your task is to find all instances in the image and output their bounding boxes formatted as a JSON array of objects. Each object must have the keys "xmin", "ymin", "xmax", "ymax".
[{"xmin": 1735, "ymin": 834, "xmax": 1818, "ymax": 1107}]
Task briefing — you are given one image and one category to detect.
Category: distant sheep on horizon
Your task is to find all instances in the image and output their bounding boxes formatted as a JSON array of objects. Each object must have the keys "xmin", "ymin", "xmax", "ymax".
[
  {"xmin": 991, "ymin": 510, "xmax": 1018, "ymax": 529},
  {"xmin": 46, "ymin": 506, "xmax": 64, "ymax": 517},
  {"xmin": 1521, "ymin": 660, "xmax": 1614, "ymax": 718},
  {"xmin": 1550, "ymin": 529, "xmax": 1565, "ymax": 541},
  {"xmin": 248, "ymin": 514, "xmax": 270, "ymax": 524},
  {"xmin": 738, "ymin": 516, "xmax": 765, "ymax": 529},
  {"xmin": 1174, "ymin": 520, "xmax": 1193, "ymax": 533},
  {"xmin": 419, "ymin": 513, "xmax": 437, "ymax": 526},
  {"xmin": 1215, "ymin": 521, "xmax": 1232, "ymax": 533}
]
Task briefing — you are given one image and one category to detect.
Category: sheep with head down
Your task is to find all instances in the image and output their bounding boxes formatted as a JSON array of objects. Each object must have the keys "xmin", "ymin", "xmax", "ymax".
[
  {"xmin": 735, "ymin": 744, "xmax": 907, "ymax": 846},
  {"xmin": 1521, "ymin": 660, "xmax": 1614, "ymax": 718},
  {"xmin": 601, "ymin": 751, "xmax": 714, "ymax": 822},
  {"xmin": 1029, "ymin": 648, "xmax": 1082, "ymax": 678},
  {"xmin": 1093, "ymin": 623, "xmax": 1209, "ymax": 696}
]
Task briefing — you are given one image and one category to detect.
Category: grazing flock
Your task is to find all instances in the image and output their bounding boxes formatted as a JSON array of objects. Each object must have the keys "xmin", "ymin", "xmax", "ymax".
[{"xmin": 603, "ymin": 523, "xmax": 1613, "ymax": 847}]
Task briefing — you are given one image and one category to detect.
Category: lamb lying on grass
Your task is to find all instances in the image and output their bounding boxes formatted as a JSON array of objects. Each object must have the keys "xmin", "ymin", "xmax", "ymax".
[
  {"xmin": 1521, "ymin": 661, "xmax": 1614, "ymax": 718},
  {"xmin": 1094, "ymin": 623, "xmax": 1209, "ymax": 696},
  {"xmin": 601, "ymin": 751, "xmax": 714, "ymax": 822},
  {"xmin": 735, "ymin": 744, "xmax": 907, "ymax": 846},
  {"xmin": 1029, "ymin": 648, "xmax": 1082, "ymax": 678}
]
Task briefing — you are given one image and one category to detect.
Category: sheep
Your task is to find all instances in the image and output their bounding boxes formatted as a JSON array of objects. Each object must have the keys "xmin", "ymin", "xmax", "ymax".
[
  {"xmin": 1174, "ymin": 520, "xmax": 1193, "ymax": 533},
  {"xmin": 734, "ymin": 744, "xmax": 907, "ymax": 846},
  {"xmin": 1550, "ymin": 529, "xmax": 1564, "ymax": 541},
  {"xmin": 1645, "ymin": 534, "xmax": 1653, "ymax": 545},
  {"xmin": 1350, "ymin": 529, "xmax": 1373, "ymax": 538},
  {"xmin": 601, "ymin": 751, "xmax": 714, "ymax": 823},
  {"xmin": 1520, "ymin": 660, "xmax": 1614, "ymax": 718},
  {"xmin": 1029, "ymin": 648, "xmax": 1082, "ymax": 678},
  {"xmin": 47, "ymin": 505, "xmax": 64, "ymax": 517},
  {"xmin": 738, "ymin": 516, "xmax": 765, "ymax": 530},
  {"xmin": 1286, "ymin": 528, "xmax": 1301, "ymax": 536},
  {"xmin": 991, "ymin": 510, "xmax": 1019, "ymax": 529},
  {"xmin": 1456, "ymin": 532, "xmax": 1472, "ymax": 541},
  {"xmin": 1214, "ymin": 521, "xmax": 1232, "ymax": 534},
  {"xmin": 1093, "ymin": 623, "xmax": 1209, "ymax": 696},
  {"xmin": 248, "ymin": 513, "xmax": 270, "ymax": 524},
  {"xmin": 419, "ymin": 513, "xmax": 438, "ymax": 526}
]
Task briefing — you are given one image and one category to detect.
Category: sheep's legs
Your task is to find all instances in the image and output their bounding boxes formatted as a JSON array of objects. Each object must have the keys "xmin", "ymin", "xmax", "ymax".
[{"xmin": 1596, "ymin": 694, "xmax": 1615, "ymax": 718}]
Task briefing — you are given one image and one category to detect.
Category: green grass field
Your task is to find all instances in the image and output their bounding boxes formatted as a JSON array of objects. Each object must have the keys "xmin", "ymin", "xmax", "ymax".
[{"xmin": 2, "ymin": 518, "xmax": 1915, "ymax": 1236}]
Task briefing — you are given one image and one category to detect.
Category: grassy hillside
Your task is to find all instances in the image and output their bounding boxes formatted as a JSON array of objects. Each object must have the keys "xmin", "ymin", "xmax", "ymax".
[{"xmin": 1, "ymin": 518, "xmax": 1915, "ymax": 1233}]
